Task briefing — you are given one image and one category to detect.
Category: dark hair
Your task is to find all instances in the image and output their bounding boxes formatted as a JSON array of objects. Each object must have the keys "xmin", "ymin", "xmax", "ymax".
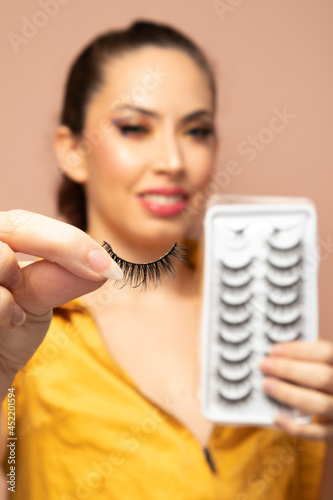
[{"xmin": 57, "ymin": 20, "xmax": 217, "ymax": 231}]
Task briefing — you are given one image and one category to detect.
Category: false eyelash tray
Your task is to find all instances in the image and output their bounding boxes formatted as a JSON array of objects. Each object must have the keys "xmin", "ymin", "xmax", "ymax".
[{"xmin": 200, "ymin": 194, "xmax": 318, "ymax": 427}]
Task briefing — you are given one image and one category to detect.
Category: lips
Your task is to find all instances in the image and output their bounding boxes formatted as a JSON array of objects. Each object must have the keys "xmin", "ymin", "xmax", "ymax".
[{"xmin": 137, "ymin": 187, "xmax": 189, "ymax": 216}]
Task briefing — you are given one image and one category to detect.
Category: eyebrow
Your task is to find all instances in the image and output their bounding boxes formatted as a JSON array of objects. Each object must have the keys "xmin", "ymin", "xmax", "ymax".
[{"xmin": 111, "ymin": 104, "xmax": 214, "ymax": 124}]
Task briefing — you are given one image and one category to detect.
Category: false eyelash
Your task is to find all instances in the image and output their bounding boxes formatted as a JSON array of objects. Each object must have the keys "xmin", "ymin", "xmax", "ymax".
[
  {"xmin": 220, "ymin": 281, "xmax": 253, "ymax": 295},
  {"xmin": 101, "ymin": 241, "xmax": 188, "ymax": 290},
  {"xmin": 217, "ymin": 358, "xmax": 252, "ymax": 382},
  {"xmin": 220, "ymin": 313, "xmax": 252, "ymax": 328},
  {"xmin": 265, "ymin": 324, "xmax": 302, "ymax": 343},
  {"xmin": 221, "ymin": 269, "xmax": 253, "ymax": 288},
  {"xmin": 222, "ymin": 231, "xmax": 252, "ymax": 250},
  {"xmin": 220, "ymin": 303, "xmax": 252, "ymax": 326},
  {"xmin": 219, "ymin": 324, "xmax": 252, "ymax": 344},
  {"xmin": 220, "ymin": 309, "xmax": 252, "ymax": 326},
  {"xmin": 226, "ymin": 225, "xmax": 249, "ymax": 235},
  {"xmin": 266, "ymin": 302, "xmax": 302, "ymax": 325},
  {"xmin": 265, "ymin": 267, "xmax": 301, "ymax": 288},
  {"xmin": 265, "ymin": 310, "xmax": 301, "ymax": 329},
  {"xmin": 220, "ymin": 254, "xmax": 253, "ymax": 270},
  {"xmin": 267, "ymin": 238, "xmax": 302, "ymax": 253},
  {"xmin": 219, "ymin": 341, "xmax": 252, "ymax": 363},
  {"xmin": 267, "ymin": 228, "xmax": 303, "ymax": 251},
  {"xmin": 221, "ymin": 259, "xmax": 252, "ymax": 273},
  {"xmin": 267, "ymin": 260, "xmax": 303, "ymax": 276},
  {"xmin": 267, "ymin": 247, "xmax": 302, "ymax": 268},
  {"xmin": 267, "ymin": 287, "xmax": 300, "ymax": 306},
  {"xmin": 217, "ymin": 378, "xmax": 253, "ymax": 403},
  {"xmin": 220, "ymin": 288, "xmax": 252, "ymax": 306}
]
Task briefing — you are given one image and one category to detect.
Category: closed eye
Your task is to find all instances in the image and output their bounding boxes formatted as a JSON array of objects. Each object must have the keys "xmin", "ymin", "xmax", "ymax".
[
  {"xmin": 118, "ymin": 125, "xmax": 148, "ymax": 136},
  {"xmin": 186, "ymin": 127, "xmax": 214, "ymax": 138},
  {"xmin": 117, "ymin": 124, "xmax": 214, "ymax": 140}
]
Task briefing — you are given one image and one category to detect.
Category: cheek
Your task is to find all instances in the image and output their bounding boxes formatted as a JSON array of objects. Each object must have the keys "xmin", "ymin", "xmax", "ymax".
[
  {"xmin": 87, "ymin": 140, "xmax": 144, "ymax": 186},
  {"xmin": 186, "ymin": 146, "xmax": 214, "ymax": 189}
]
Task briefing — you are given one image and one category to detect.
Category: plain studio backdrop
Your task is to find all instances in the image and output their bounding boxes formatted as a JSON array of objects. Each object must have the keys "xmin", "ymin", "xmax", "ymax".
[{"xmin": 0, "ymin": 0, "xmax": 332, "ymax": 496}]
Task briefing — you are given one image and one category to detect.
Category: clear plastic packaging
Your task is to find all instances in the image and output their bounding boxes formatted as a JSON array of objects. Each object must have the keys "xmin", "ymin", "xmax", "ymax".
[{"xmin": 200, "ymin": 194, "xmax": 318, "ymax": 427}]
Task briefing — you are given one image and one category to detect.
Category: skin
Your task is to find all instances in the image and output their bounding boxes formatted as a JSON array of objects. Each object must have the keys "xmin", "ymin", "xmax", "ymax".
[{"xmin": 0, "ymin": 45, "xmax": 332, "ymax": 493}]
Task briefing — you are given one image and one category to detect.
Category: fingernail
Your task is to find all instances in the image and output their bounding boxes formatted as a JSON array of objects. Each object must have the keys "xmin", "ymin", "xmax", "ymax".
[
  {"xmin": 88, "ymin": 248, "xmax": 123, "ymax": 280},
  {"xmin": 274, "ymin": 413, "xmax": 289, "ymax": 426},
  {"xmin": 11, "ymin": 304, "xmax": 26, "ymax": 327},
  {"xmin": 258, "ymin": 357, "xmax": 274, "ymax": 371},
  {"xmin": 9, "ymin": 269, "xmax": 23, "ymax": 291},
  {"xmin": 270, "ymin": 344, "xmax": 284, "ymax": 356},
  {"xmin": 263, "ymin": 378, "xmax": 277, "ymax": 395}
]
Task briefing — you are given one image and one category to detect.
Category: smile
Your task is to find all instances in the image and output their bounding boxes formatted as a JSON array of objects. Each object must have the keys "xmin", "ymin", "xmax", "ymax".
[
  {"xmin": 137, "ymin": 190, "xmax": 189, "ymax": 216},
  {"xmin": 140, "ymin": 193, "xmax": 186, "ymax": 205}
]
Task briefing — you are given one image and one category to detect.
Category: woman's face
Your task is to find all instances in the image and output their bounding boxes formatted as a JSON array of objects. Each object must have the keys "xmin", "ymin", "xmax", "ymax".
[{"xmin": 72, "ymin": 46, "xmax": 217, "ymax": 248}]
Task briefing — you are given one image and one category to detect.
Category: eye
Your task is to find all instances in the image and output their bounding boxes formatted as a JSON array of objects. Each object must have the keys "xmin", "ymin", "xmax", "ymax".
[
  {"xmin": 118, "ymin": 124, "xmax": 148, "ymax": 136},
  {"xmin": 186, "ymin": 127, "xmax": 214, "ymax": 139}
]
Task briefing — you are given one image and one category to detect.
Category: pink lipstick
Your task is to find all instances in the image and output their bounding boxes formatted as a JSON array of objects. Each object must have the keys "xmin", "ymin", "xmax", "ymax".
[{"xmin": 137, "ymin": 187, "xmax": 188, "ymax": 216}]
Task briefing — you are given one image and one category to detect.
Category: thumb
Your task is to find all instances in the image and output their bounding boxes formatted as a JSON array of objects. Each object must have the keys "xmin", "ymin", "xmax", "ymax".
[{"xmin": 12, "ymin": 259, "xmax": 108, "ymax": 316}]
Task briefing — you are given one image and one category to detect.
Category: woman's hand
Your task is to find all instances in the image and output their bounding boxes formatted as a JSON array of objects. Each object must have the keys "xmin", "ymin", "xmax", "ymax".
[
  {"xmin": 259, "ymin": 340, "xmax": 333, "ymax": 441},
  {"xmin": 0, "ymin": 210, "xmax": 122, "ymax": 400}
]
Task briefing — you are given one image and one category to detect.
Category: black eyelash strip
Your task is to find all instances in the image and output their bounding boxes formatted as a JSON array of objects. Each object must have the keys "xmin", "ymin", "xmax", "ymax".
[{"xmin": 101, "ymin": 241, "xmax": 188, "ymax": 290}]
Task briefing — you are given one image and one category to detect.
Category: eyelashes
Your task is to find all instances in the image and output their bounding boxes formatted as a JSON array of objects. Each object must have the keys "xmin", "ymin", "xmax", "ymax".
[
  {"xmin": 219, "ymin": 342, "xmax": 252, "ymax": 363},
  {"xmin": 186, "ymin": 127, "xmax": 214, "ymax": 139},
  {"xmin": 219, "ymin": 324, "xmax": 252, "ymax": 344},
  {"xmin": 220, "ymin": 304, "xmax": 252, "ymax": 326},
  {"xmin": 220, "ymin": 287, "xmax": 252, "ymax": 306},
  {"xmin": 220, "ymin": 265, "xmax": 253, "ymax": 288},
  {"xmin": 268, "ymin": 226, "xmax": 303, "ymax": 250},
  {"xmin": 216, "ymin": 228, "xmax": 304, "ymax": 405},
  {"xmin": 116, "ymin": 123, "xmax": 214, "ymax": 140},
  {"xmin": 266, "ymin": 266, "xmax": 301, "ymax": 288},
  {"xmin": 217, "ymin": 256, "xmax": 254, "ymax": 404},
  {"xmin": 265, "ymin": 239, "xmax": 303, "ymax": 343},
  {"xmin": 265, "ymin": 323, "xmax": 302, "ymax": 343},
  {"xmin": 201, "ymin": 210, "xmax": 316, "ymax": 423},
  {"xmin": 267, "ymin": 244, "xmax": 301, "ymax": 268},
  {"xmin": 267, "ymin": 287, "xmax": 299, "ymax": 306},
  {"xmin": 218, "ymin": 358, "xmax": 252, "ymax": 381},
  {"xmin": 118, "ymin": 124, "xmax": 147, "ymax": 136},
  {"xmin": 101, "ymin": 241, "xmax": 188, "ymax": 290},
  {"xmin": 266, "ymin": 302, "xmax": 301, "ymax": 325},
  {"xmin": 218, "ymin": 378, "xmax": 253, "ymax": 403}
]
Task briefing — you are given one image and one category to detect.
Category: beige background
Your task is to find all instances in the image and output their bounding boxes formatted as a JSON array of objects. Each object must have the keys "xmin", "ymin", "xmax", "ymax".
[{"xmin": 0, "ymin": 0, "xmax": 332, "ymax": 495}]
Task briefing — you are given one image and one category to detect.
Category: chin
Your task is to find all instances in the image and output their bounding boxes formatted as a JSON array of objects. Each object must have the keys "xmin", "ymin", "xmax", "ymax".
[{"xmin": 130, "ymin": 224, "xmax": 185, "ymax": 246}]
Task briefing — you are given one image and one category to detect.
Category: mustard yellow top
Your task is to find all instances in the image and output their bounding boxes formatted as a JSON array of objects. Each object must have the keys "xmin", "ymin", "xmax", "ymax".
[{"xmin": 2, "ymin": 299, "xmax": 326, "ymax": 499}]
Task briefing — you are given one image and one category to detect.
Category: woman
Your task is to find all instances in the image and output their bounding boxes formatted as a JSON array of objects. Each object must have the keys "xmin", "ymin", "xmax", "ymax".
[{"xmin": 0, "ymin": 20, "xmax": 332, "ymax": 499}]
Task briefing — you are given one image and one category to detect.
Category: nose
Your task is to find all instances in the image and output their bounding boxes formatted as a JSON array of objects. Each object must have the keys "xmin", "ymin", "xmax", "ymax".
[{"xmin": 151, "ymin": 127, "xmax": 184, "ymax": 175}]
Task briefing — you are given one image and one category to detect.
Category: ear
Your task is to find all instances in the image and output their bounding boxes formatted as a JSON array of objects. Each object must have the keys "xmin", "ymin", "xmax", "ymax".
[{"xmin": 53, "ymin": 125, "xmax": 88, "ymax": 183}]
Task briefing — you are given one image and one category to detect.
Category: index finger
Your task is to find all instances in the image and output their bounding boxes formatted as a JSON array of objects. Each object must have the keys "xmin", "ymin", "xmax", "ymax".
[
  {"xmin": 269, "ymin": 340, "xmax": 333, "ymax": 364},
  {"xmin": 0, "ymin": 210, "xmax": 122, "ymax": 281}
]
